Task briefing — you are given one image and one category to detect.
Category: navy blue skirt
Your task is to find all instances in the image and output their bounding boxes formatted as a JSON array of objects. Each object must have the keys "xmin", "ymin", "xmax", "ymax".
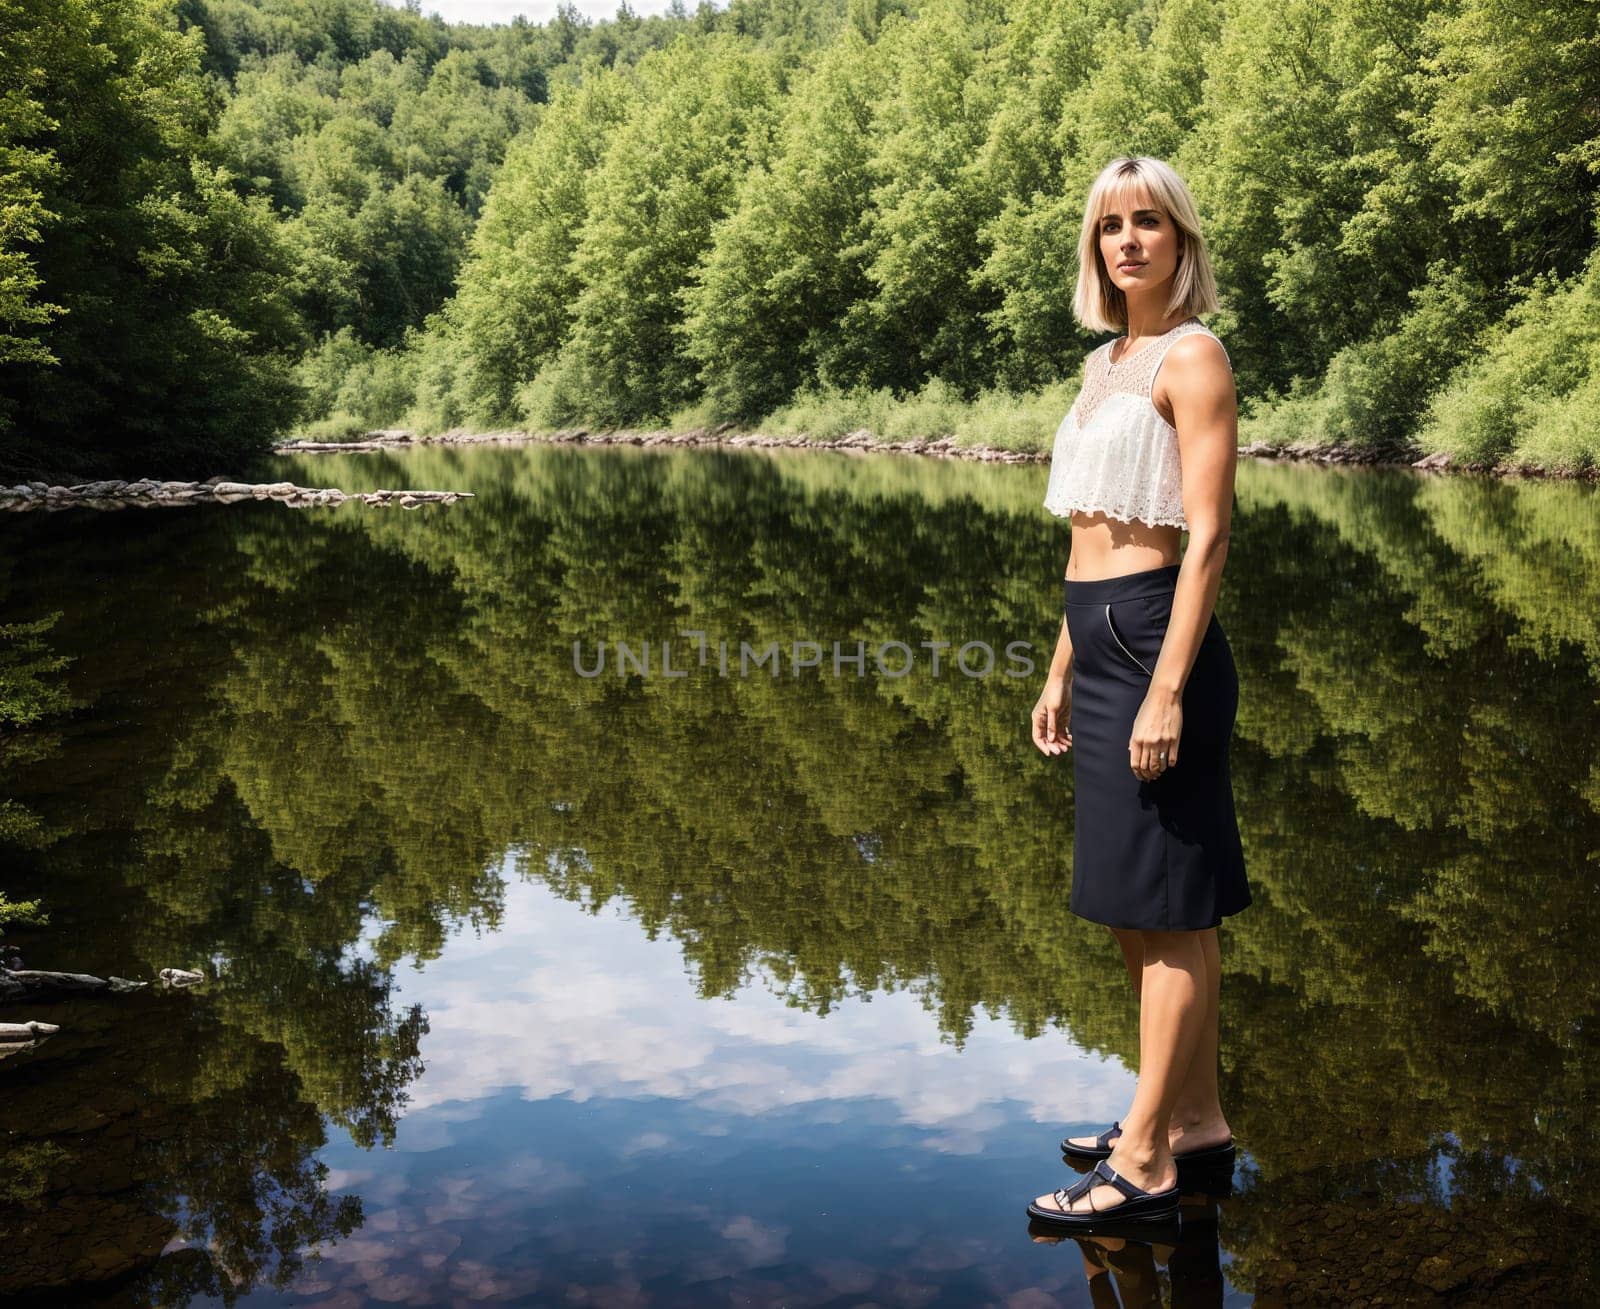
[{"xmin": 1063, "ymin": 562, "xmax": 1251, "ymax": 931}]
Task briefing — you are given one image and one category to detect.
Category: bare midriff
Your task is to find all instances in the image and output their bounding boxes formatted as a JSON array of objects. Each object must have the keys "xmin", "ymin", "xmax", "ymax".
[{"xmin": 1063, "ymin": 511, "xmax": 1182, "ymax": 581}]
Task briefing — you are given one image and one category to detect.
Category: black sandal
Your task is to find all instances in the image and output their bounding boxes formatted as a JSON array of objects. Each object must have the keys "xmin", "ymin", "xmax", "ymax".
[
  {"xmin": 1060, "ymin": 1120, "xmax": 1236, "ymax": 1164},
  {"xmin": 1026, "ymin": 1158, "xmax": 1181, "ymax": 1228},
  {"xmin": 1059, "ymin": 1120, "xmax": 1125, "ymax": 1156}
]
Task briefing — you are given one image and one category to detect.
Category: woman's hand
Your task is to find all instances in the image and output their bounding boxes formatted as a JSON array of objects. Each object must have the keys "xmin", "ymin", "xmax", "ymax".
[
  {"xmin": 1130, "ymin": 691, "xmax": 1181, "ymax": 781},
  {"xmin": 1032, "ymin": 674, "xmax": 1072, "ymax": 756}
]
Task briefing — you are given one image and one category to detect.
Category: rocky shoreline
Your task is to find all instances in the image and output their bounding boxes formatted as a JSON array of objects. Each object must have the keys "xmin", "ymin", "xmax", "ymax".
[
  {"xmin": 0, "ymin": 476, "xmax": 474, "ymax": 513},
  {"xmin": 274, "ymin": 425, "xmax": 1583, "ymax": 479},
  {"xmin": 7, "ymin": 427, "xmax": 1582, "ymax": 512}
]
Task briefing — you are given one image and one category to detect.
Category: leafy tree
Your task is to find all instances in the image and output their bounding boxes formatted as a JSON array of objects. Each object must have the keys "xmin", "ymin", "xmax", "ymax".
[
  {"xmin": 0, "ymin": 0, "xmax": 305, "ymax": 481},
  {"xmin": 450, "ymin": 58, "xmax": 637, "ymax": 423},
  {"xmin": 678, "ymin": 29, "xmax": 885, "ymax": 418},
  {"xmin": 829, "ymin": 0, "xmax": 1010, "ymax": 397},
  {"xmin": 539, "ymin": 34, "xmax": 781, "ymax": 425}
]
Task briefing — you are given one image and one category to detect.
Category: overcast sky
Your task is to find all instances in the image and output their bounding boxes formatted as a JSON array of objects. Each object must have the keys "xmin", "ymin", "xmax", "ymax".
[{"xmin": 386, "ymin": 0, "xmax": 685, "ymax": 25}]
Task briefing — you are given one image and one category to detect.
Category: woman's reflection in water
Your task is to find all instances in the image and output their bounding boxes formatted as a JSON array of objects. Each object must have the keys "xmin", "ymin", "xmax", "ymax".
[{"xmin": 1028, "ymin": 1166, "xmax": 1231, "ymax": 1307}]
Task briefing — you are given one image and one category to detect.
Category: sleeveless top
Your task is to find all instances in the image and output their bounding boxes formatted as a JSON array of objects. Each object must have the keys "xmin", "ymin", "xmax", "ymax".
[{"xmin": 1042, "ymin": 316, "xmax": 1231, "ymax": 530}]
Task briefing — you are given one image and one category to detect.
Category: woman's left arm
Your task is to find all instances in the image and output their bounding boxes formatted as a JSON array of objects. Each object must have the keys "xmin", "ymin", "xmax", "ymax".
[{"xmin": 1129, "ymin": 335, "xmax": 1238, "ymax": 781}]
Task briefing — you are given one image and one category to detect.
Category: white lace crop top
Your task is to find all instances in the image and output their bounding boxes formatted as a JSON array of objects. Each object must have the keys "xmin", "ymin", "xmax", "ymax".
[{"xmin": 1042, "ymin": 316, "xmax": 1230, "ymax": 530}]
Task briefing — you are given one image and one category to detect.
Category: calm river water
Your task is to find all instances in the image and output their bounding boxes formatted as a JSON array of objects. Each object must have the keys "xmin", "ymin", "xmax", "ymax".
[{"xmin": 2, "ymin": 443, "xmax": 1596, "ymax": 1306}]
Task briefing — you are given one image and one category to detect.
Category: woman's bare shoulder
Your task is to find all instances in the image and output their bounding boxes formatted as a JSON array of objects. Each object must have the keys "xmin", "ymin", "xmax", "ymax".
[
  {"xmin": 1152, "ymin": 330, "xmax": 1234, "ymax": 423},
  {"xmin": 1157, "ymin": 331, "xmax": 1233, "ymax": 394},
  {"xmin": 1167, "ymin": 328, "xmax": 1231, "ymax": 371}
]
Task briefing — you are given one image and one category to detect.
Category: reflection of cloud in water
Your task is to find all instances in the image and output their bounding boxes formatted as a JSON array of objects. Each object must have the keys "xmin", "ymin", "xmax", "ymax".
[
  {"xmin": 381, "ymin": 870, "xmax": 1130, "ymax": 1142},
  {"xmin": 619, "ymin": 1129, "xmax": 673, "ymax": 1155},
  {"xmin": 681, "ymin": 1214, "xmax": 791, "ymax": 1284}
]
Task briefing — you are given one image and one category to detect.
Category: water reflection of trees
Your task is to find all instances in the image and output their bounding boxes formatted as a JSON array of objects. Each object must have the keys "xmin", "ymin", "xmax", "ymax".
[
  {"xmin": 1, "ymin": 446, "xmax": 1597, "ymax": 1300},
  {"xmin": 0, "ymin": 988, "xmax": 374, "ymax": 1303},
  {"xmin": 1, "ymin": 512, "xmax": 433, "ymax": 1302}
]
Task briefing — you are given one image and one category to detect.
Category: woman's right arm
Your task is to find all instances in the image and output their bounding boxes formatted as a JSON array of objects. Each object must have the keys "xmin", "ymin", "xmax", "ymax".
[
  {"xmin": 1031, "ymin": 607, "xmax": 1073, "ymax": 755},
  {"xmin": 1045, "ymin": 610, "xmax": 1073, "ymax": 683}
]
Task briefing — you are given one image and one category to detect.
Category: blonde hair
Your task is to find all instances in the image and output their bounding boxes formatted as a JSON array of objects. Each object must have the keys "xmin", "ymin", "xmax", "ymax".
[{"xmin": 1072, "ymin": 156, "xmax": 1220, "ymax": 334}]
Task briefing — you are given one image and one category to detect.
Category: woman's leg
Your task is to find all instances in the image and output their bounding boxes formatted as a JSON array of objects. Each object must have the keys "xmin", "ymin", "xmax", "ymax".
[
  {"xmin": 1039, "ymin": 929, "xmax": 1206, "ymax": 1212},
  {"xmin": 1062, "ymin": 925, "xmax": 1231, "ymax": 1153},
  {"xmin": 1169, "ymin": 926, "xmax": 1233, "ymax": 1150},
  {"xmin": 1060, "ymin": 927, "xmax": 1145, "ymax": 1151}
]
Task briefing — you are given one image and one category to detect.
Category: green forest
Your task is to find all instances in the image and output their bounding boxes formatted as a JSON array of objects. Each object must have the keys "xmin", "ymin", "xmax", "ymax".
[{"xmin": 2, "ymin": 0, "xmax": 1599, "ymax": 483}]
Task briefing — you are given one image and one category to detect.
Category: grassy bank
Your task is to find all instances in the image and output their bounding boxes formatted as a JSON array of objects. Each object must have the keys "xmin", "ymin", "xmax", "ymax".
[{"xmin": 287, "ymin": 358, "xmax": 1600, "ymax": 481}]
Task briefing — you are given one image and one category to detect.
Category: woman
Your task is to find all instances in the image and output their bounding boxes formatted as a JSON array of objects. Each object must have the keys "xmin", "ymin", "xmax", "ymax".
[{"xmin": 1026, "ymin": 156, "xmax": 1251, "ymax": 1228}]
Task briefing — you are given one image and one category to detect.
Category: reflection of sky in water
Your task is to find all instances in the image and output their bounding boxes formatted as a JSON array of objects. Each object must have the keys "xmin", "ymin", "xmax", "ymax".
[
  {"xmin": 191, "ymin": 867, "xmax": 1199, "ymax": 1305},
  {"xmin": 374, "ymin": 867, "xmax": 1126, "ymax": 1125}
]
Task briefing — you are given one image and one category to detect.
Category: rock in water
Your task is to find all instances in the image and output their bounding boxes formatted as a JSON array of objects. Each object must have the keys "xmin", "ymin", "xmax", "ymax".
[{"xmin": 0, "ymin": 1020, "xmax": 61, "ymax": 1041}]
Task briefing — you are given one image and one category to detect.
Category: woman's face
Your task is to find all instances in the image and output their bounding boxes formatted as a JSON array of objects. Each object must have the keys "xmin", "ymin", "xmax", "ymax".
[{"xmin": 1098, "ymin": 193, "xmax": 1181, "ymax": 296}]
